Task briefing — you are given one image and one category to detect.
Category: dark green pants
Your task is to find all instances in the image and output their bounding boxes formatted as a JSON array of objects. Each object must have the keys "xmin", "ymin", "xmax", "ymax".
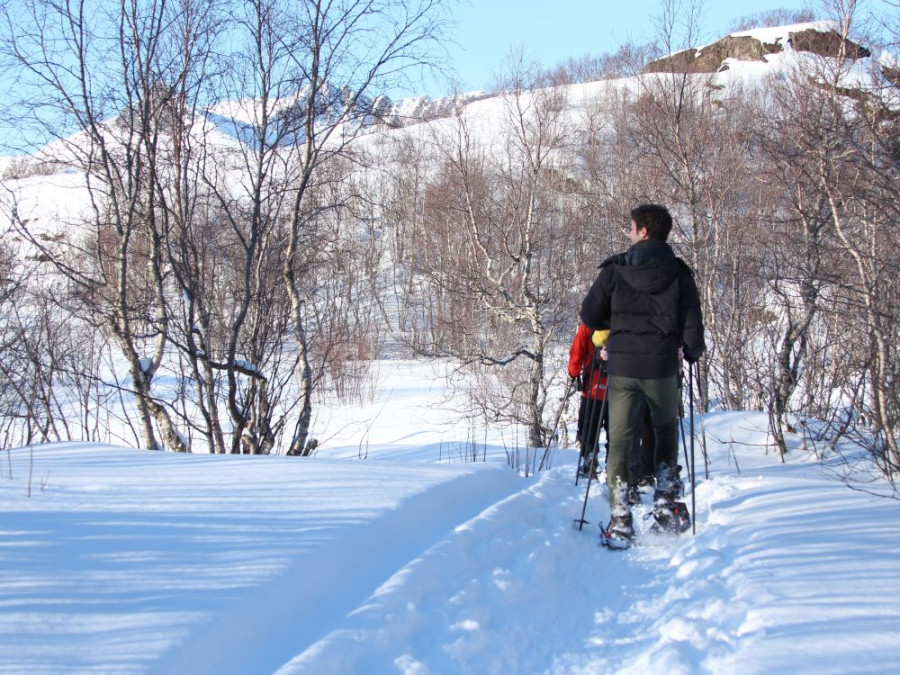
[{"xmin": 606, "ymin": 374, "xmax": 680, "ymax": 514}]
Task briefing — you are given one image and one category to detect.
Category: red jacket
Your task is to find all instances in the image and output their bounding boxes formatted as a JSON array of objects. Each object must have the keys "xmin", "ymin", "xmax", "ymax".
[{"xmin": 568, "ymin": 324, "xmax": 607, "ymax": 400}]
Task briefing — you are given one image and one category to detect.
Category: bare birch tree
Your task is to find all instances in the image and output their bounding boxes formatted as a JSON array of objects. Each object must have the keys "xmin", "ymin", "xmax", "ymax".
[
  {"xmin": 274, "ymin": 0, "xmax": 448, "ymax": 455},
  {"xmin": 0, "ymin": 0, "xmax": 217, "ymax": 450}
]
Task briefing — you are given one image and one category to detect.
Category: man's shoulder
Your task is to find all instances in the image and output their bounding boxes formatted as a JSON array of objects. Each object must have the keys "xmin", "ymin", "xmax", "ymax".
[
  {"xmin": 599, "ymin": 252, "xmax": 627, "ymax": 269},
  {"xmin": 674, "ymin": 256, "xmax": 696, "ymax": 278}
]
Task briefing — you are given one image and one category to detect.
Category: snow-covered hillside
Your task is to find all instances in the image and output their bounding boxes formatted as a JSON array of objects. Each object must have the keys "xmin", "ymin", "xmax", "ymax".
[
  {"xmin": 4, "ymin": 21, "xmax": 893, "ymax": 229},
  {"xmin": 1, "ymin": 361, "xmax": 898, "ymax": 674}
]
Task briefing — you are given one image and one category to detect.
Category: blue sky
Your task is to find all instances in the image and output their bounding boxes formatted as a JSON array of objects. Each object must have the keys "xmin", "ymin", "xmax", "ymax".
[{"xmin": 425, "ymin": 0, "xmax": 815, "ymax": 95}]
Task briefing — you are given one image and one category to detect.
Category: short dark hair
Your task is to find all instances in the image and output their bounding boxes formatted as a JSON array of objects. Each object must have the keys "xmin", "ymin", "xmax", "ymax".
[{"xmin": 630, "ymin": 204, "xmax": 673, "ymax": 241}]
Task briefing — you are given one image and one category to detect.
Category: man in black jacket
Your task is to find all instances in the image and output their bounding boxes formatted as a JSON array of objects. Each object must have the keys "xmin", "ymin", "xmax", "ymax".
[{"xmin": 581, "ymin": 204, "xmax": 705, "ymax": 548}]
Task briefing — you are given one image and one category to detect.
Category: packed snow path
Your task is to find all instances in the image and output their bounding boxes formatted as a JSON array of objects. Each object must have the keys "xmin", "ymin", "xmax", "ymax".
[
  {"xmin": 152, "ymin": 461, "xmax": 524, "ymax": 674},
  {"xmin": 2, "ymin": 411, "xmax": 899, "ymax": 674},
  {"xmin": 277, "ymin": 429, "xmax": 900, "ymax": 675}
]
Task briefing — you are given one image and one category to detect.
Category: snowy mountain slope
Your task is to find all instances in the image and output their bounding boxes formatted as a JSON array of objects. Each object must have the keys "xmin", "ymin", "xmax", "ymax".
[
  {"xmin": 0, "ymin": 170, "xmax": 94, "ymax": 244},
  {"xmin": 1, "ymin": 363, "xmax": 898, "ymax": 674},
  {"xmin": 354, "ymin": 21, "xmax": 896, "ymax": 158},
  {"xmin": 3, "ymin": 21, "xmax": 892, "ymax": 258},
  {"xmin": 4, "ymin": 22, "xmax": 890, "ymax": 186}
]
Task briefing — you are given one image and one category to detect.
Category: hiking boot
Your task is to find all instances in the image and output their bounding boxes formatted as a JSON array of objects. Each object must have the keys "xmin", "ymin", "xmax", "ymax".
[
  {"xmin": 637, "ymin": 475, "xmax": 655, "ymax": 491},
  {"xmin": 653, "ymin": 488, "xmax": 677, "ymax": 507},
  {"xmin": 579, "ymin": 454, "xmax": 600, "ymax": 480},
  {"xmin": 656, "ymin": 465, "xmax": 684, "ymax": 500},
  {"xmin": 672, "ymin": 465, "xmax": 685, "ymax": 498},
  {"xmin": 604, "ymin": 513, "xmax": 634, "ymax": 549},
  {"xmin": 626, "ymin": 483, "xmax": 641, "ymax": 506}
]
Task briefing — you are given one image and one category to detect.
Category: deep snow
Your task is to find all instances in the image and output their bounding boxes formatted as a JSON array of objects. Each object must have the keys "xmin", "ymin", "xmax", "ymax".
[{"xmin": 1, "ymin": 361, "xmax": 898, "ymax": 674}]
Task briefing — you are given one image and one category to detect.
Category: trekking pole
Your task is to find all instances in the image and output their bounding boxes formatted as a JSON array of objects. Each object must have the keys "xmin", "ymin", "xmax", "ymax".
[
  {"xmin": 574, "ymin": 355, "xmax": 602, "ymax": 485},
  {"xmin": 538, "ymin": 378, "xmax": 577, "ymax": 472},
  {"xmin": 688, "ymin": 363, "xmax": 697, "ymax": 536},
  {"xmin": 694, "ymin": 361, "xmax": 710, "ymax": 479},
  {"xmin": 574, "ymin": 385, "xmax": 609, "ymax": 531},
  {"xmin": 678, "ymin": 373, "xmax": 691, "ymax": 484}
]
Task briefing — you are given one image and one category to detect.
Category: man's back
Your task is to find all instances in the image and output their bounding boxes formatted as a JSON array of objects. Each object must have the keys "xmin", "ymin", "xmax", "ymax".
[{"xmin": 581, "ymin": 238, "xmax": 704, "ymax": 379}]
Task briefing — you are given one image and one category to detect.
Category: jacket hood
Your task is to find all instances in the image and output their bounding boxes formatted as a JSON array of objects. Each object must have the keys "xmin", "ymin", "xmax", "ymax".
[{"xmin": 614, "ymin": 239, "xmax": 681, "ymax": 294}]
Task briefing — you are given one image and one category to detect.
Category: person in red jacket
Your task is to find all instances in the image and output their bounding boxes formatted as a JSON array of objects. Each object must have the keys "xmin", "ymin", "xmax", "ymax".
[{"xmin": 568, "ymin": 323, "xmax": 610, "ymax": 478}]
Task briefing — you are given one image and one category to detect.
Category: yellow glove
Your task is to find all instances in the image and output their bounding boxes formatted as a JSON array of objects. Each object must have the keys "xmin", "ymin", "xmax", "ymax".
[{"xmin": 591, "ymin": 330, "xmax": 610, "ymax": 347}]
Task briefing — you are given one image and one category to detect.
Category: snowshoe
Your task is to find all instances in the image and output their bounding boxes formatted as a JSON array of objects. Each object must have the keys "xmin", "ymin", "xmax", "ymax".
[
  {"xmin": 600, "ymin": 513, "xmax": 633, "ymax": 550},
  {"xmin": 650, "ymin": 500, "xmax": 691, "ymax": 534}
]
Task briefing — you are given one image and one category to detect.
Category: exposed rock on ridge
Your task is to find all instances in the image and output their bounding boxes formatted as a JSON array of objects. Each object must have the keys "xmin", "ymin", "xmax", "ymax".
[
  {"xmin": 644, "ymin": 35, "xmax": 782, "ymax": 74},
  {"xmin": 644, "ymin": 28, "xmax": 872, "ymax": 75},
  {"xmin": 788, "ymin": 29, "xmax": 870, "ymax": 60}
]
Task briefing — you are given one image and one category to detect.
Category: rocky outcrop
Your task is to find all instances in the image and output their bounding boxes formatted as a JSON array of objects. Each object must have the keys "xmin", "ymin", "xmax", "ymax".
[
  {"xmin": 788, "ymin": 29, "xmax": 870, "ymax": 59},
  {"xmin": 644, "ymin": 35, "xmax": 782, "ymax": 74},
  {"xmin": 643, "ymin": 28, "xmax": 872, "ymax": 75}
]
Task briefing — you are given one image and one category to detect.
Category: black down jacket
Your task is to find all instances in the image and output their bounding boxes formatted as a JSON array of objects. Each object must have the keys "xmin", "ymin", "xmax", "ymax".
[{"xmin": 580, "ymin": 239, "xmax": 705, "ymax": 379}]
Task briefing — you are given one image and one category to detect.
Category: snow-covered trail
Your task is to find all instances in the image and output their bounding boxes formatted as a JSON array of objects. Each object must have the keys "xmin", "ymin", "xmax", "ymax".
[
  {"xmin": 1, "ymin": 411, "xmax": 899, "ymax": 674},
  {"xmin": 276, "ymin": 464, "xmax": 643, "ymax": 674},
  {"xmin": 276, "ymin": 415, "xmax": 900, "ymax": 674},
  {"xmin": 152, "ymin": 466, "xmax": 524, "ymax": 675}
]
